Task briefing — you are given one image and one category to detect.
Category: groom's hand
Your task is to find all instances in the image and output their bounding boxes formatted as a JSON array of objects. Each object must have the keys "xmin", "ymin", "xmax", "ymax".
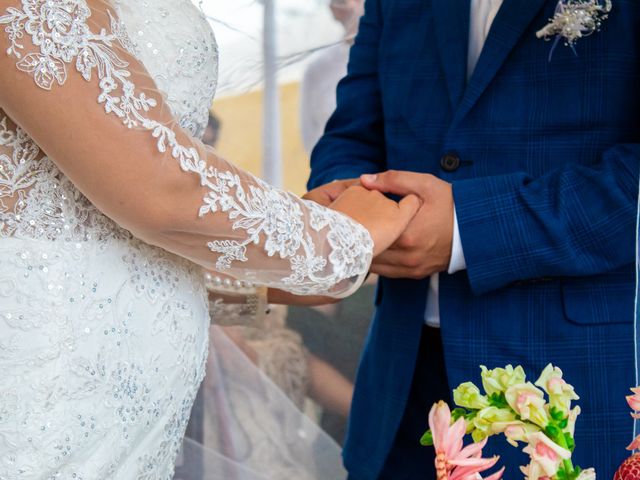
[
  {"xmin": 303, "ymin": 178, "xmax": 360, "ymax": 206},
  {"xmin": 360, "ymin": 171, "xmax": 454, "ymax": 279}
]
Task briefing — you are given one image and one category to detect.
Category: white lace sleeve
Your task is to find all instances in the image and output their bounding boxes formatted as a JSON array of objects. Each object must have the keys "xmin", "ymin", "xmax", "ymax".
[{"xmin": 0, "ymin": 0, "xmax": 373, "ymax": 298}]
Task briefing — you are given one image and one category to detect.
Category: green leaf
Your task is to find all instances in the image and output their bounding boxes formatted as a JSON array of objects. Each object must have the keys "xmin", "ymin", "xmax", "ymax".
[
  {"xmin": 556, "ymin": 467, "xmax": 570, "ymax": 480},
  {"xmin": 564, "ymin": 432, "xmax": 575, "ymax": 452},
  {"xmin": 451, "ymin": 408, "xmax": 468, "ymax": 421},
  {"xmin": 549, "ymin": 406, "xmax": 566, "ymax": 422},
  {"xmin": 556, "ymin": 467, "xmax": 571, "ymax": 480},
  {"xmin": 488, "ymin": 392, "xmax": 509, "ymax": 409},
  {"xmin": 420, "ymin": 430, "xmax": 434, "ymax": 446},
  {"xmin": 556, "ymin": 464, "xmax": 582, "ymax": 480},
  {"xmin": 545, "ymin": 424, "xmax": 561, "ymax": 439},
  {"xmin": 464, "ymin": 410, "xmax": 478, "ymax": 421}
]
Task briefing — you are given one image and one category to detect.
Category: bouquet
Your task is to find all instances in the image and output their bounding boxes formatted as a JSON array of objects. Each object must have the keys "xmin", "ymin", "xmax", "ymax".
[{"xmin": 421, "ymin": 364, "xmax": 596, "ymax": 480}]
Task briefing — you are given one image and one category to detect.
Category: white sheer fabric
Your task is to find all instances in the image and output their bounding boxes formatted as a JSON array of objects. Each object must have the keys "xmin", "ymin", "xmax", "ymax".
[
  {"xmin": 174, "ymin": 326, "xmax": 347, "ymax": 480},
  {"xmin": 0, "ymin": 0, "xmax": 372, "ymax": 477}
]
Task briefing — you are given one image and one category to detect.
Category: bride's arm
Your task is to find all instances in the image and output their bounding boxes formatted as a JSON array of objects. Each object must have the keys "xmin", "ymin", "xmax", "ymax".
[
  {"xmin": 0, "ymin": 0, "xmax": 417, "ymax": 298},
  {"xmin": 267, "ymin": 289, "xmax": 340, "ymax": 306}
]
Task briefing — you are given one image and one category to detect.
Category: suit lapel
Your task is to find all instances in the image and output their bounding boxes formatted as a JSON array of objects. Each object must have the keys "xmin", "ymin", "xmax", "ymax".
[
  {"xmin": 451, "ymin": 0, "xmax": 548, "ymax": 126},
  {"xmin": 431, "ymin": 0, "xmax": 471, "ymax": 109}
]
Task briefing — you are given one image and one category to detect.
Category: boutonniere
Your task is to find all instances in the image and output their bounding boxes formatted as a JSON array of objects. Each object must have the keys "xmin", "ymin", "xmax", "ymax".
[{"xmin": 536, "ymin": 0, "xmax": 612, "ymax": 60}]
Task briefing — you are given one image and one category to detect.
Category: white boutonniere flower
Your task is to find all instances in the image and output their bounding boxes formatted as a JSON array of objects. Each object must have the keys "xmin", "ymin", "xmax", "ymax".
[{"xmin": 536, "ymin": 0, "xmax": 612, "ymax": 60}]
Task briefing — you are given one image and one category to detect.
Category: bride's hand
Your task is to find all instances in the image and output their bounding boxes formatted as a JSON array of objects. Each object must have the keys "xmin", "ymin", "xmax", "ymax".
[{"xmin": 329, "ymin": 186, "xmax": 421, "ymax": 257}]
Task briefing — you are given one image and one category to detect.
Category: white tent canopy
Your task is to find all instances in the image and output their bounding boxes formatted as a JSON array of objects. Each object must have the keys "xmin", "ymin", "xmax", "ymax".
[
  {"xmin": 200, "ymin": 0, "xmax": 344, "ymax": 98},
  {"xmin": 198, "ymin": 0, "xmax": 347, "ymax": 186}
]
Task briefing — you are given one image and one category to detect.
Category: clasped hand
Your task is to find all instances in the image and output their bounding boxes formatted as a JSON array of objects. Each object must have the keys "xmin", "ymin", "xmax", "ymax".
[{"xmin": 305, "ymin": 172, "xmax": 454, "ymax": 279}]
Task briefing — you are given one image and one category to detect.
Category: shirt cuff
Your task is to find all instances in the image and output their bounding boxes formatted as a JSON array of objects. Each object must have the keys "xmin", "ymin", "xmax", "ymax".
[{"xmin": 447, "ymin": 206, "xmax": 467, "ymax": 274}]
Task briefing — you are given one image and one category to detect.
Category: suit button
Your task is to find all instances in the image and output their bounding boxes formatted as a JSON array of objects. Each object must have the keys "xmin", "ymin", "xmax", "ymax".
[{"xmin": 440, "ymin": 153, "xmax": 461, "ymax": 172}]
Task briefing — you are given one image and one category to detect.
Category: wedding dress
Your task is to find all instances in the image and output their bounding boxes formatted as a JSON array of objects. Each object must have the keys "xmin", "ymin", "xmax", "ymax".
[{"xmin": 0, "ymin": 0, "xmax": 373, "ymax": 478}]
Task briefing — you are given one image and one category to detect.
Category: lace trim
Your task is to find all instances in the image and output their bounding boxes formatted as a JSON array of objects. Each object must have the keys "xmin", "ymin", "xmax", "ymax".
[{"xmin": 0, "ymin": 0, "xmax": 373, "ymax": 295}]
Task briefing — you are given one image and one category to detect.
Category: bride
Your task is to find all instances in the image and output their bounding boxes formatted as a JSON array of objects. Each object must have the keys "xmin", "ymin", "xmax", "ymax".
[{"xmin": 0, "ymin": 0, "xmax": 420, "ymax": 477}]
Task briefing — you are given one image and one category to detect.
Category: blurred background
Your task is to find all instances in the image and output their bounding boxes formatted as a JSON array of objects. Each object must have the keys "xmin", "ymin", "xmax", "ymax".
[{"xmin": 203, "ymin": 0, "xmax": 346, "ymax": 194}]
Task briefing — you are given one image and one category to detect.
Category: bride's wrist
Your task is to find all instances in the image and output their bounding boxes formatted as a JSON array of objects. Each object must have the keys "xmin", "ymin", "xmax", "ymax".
[{"xmin": 205, "ymin": 272, "xmax": 269, "ymax": 323}]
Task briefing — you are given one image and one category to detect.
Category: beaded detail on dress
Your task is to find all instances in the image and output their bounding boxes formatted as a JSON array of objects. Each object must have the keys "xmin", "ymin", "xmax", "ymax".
[{"xmin": 0, "ymin": 116, "xmax": 125, "ymax": 241}]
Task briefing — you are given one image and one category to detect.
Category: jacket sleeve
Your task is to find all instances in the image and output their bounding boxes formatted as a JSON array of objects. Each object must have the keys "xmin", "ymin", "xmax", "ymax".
[{"xmin": 453, "ymin": 144, "xmax": 639, "ymax": 295}]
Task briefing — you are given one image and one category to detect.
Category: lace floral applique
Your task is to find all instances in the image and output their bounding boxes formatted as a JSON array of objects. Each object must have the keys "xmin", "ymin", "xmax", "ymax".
[
  {"xmin": 0, "ymin": 116, "xmax": 41, "ymax": 235},
  {"xmin": 0, "ymin": 0, "xmax": 373, "ymax": 296},
  {"xmin": 0, "ymin": 113, "xmax": 122, "ymax": 241}
]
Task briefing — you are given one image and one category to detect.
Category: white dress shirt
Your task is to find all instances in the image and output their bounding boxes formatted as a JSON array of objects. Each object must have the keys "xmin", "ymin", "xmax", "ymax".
[{"xmin": 425, "ymin": 0, "xmax": 504, "ymax": 327}]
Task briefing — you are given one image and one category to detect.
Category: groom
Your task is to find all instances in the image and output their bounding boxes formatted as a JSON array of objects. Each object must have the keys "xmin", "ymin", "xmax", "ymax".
[{"xmin": 307, "ymin": 0, "xmax": 640, "ymax": 478}]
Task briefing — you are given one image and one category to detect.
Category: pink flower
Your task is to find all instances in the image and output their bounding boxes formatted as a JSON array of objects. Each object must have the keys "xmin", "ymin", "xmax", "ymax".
[
  {"xmin": 627, "ymin": 435, "xmax": 640, "ymax": 451},
  {"xmin": 627, "ymin": 387, "xmax": 640, "ymax": 419},
  {"xmin": 429, "ymin": 401, "xmax": 505, "ymax": 480},
  {"xmin": 625, "ymin": 387, "xmax": 640, "ymax": 451}
]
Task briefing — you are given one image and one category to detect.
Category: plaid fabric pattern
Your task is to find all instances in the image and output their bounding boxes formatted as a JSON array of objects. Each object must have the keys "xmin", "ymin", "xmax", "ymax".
[{"xmin": 309, "ymin": 0, "xmax": 640, "ymax": 478}]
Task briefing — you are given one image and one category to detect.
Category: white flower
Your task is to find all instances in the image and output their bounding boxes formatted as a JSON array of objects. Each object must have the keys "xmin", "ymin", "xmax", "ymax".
[
  {"xmin": 576, "ymin": 468, "xmax": 597, "ymax": 480},
  {"xmin": 453, "ymin": 382, "xmax": 490, "ymax": 410},
  {"xmin": 480, "ymin": 365, "xmax": 527, "ymax": 396},
  {"xmin": 534, "ymin": 363, "xmax": 579, "ymax": 415},
  {"xmin": 565, "ymin": 405, "xmax": 581, "ymax": 436},
  {"xmin": 504, "ymin": 382, "xmax": 550, "ymax": 428},
  {"xmin": 491, "ymin": 420, "xmax": 541, "ymax": 447},
  {"xmin": 521, "ymin": 432, "xmax": 572, "ymax": 480},
  {"xmin": 536, "ymin": 0, "xmax": 612, "ymax": 58}
]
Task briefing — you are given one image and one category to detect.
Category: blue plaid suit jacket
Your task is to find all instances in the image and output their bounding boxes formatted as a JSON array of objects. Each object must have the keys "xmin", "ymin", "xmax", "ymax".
[{"xmin": 308, "ymin": 0, "xmax": 640, "ymax": 478}]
